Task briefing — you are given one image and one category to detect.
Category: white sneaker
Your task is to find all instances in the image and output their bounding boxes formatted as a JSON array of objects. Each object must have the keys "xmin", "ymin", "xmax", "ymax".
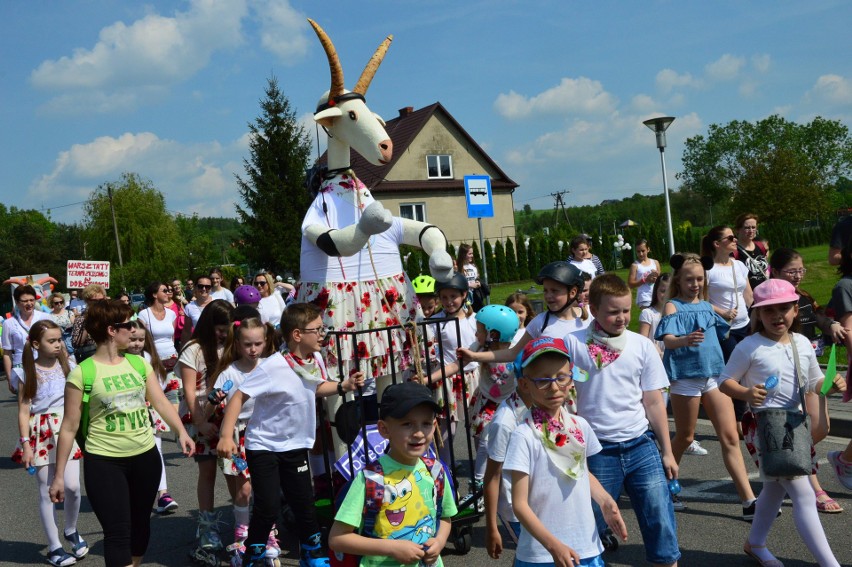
[
  {"xmin": 827, "ymin": 451, "xmax": 852, "ymax": 490},
  {"xmin": 684, "ymin": 440, "xmax": 708, "ymax": 456}
]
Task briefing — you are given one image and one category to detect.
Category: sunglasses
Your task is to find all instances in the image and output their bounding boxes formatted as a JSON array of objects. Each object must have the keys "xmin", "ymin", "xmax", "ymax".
[
  {"xmin": 196, "ymin": 284, "xmax": 212, "ymax": 290},
  {"xmin": 254, "ymin": 280, "xmax": 268, "ymax": 287},
  {"xmin": 717, "ymin": 235, "xmax": 737, "ymax": 242},
  {"xmin": 52, "ymin": 300, "xmax": 64, "ymax": 305},
  {"xmin": 112, "ymin": 321, "xmax": 134, "ymax": 331}
]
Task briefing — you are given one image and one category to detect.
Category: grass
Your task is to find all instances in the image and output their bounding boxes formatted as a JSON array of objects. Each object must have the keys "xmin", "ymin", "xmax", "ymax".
[{"xmin": 488, "ymin": 245, "xmax": 844, "ymax": 365}]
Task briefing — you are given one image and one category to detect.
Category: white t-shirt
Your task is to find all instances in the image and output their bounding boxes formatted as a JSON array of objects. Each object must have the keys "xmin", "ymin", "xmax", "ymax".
[
  {"xmin": 504, "ymin": 417, "xmax": 603, "ymax": 562},
  {"xmin": 569, "ymin": 258, "xmax": 597, "ymax": 279},
  {"xmin": 214, "ymin": 364, "xmax": 257, "ymax": 421},
  {"xmin": 565, "ymin": 330, "xmax": 669, "ymax": 442},
  {"xmin": 258, "ymin": 291, "xmax": 286, "ymax": 328},
  {"xmin": 486, "ymin": 397, "xmax": 528, "ymax": 523},
  {"xmin": 719, "ymin": 333, "xmax": 822, "ymax": 411},
  {"xmin": 239, "ymin": 353, "xmax": 321, "ymax": 452},
  {"xmin": 462, "ymin": 263, "xmax": 479, "ymax": 287},
  {"xmin": 22, "ymin": 360, "xmax": 76, "ymax": 414},
  {"xmin": 707, "ymin": 261, "xmax": 750, "ymax": 330},
  {"xmin": 211, "ymin": 288, "xmax": 235, "ymax": 304},
  {"xmin": 185, "ymin": 300, "xmax": 205, "ymax": 328},
  {"xmin": 137, "ymin": 308, "xmax": 177, "ymax": 360},
  {"xmin": 435, "ymin": 314, "xmax": 477, "ymax": 371},
  {"xmin": 634, "ymin": 261, "xmax": 658, "ymax": 306},
  {"xmin": 176, "ymin": 341, "xmax": 223, "ymax": 418},
  {"xmin": 639, "ymin": 306, "xmax": 663, "ymax": 352},
  {"xmin": 525, "ymin": 311, "xmax": 589, "ymax": 341}
]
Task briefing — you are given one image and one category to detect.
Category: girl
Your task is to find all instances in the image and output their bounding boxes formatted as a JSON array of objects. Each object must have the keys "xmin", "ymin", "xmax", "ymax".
[
  {"xmin": 125, "ymin": 320, "xmax": 180, "ymax": 515},
  {"xmin": 208, "ymin": 317, "xmax": 279, "ymax": 560},
  {"xmin": 505, "ymin": 292, "xmax": 535, "ymax": 344},
  {"xmin": 567, "ymin": 235, "xmax": 597, "ymax": 279},
  {"xmin": 720, "ymin": 279, "xmax": 841, "ymax": 567},
  {"xmin": 628, "ymin": 239, "xmax": 662, "ymax": 308},
  {"xmin": 176, "ymin": 299, "xmax": 235, "ymax": 564},
  {"xmin": 14, "ymin": 320, "xmax": 85, "ymax": 566},
  {"xmin": 568, "ymin": 272, "xmax": 593, "ymax": 333},
  {"xmin": 638, "ymin": 272, "xmax": 670, "ymax": 355},
  {"xmin": 457, "ymin": 243, "xmax": 485, "ymax": 311},
  {"xmin": 655, "ymin": 254, "xmax": 757, "ymax": 516}
]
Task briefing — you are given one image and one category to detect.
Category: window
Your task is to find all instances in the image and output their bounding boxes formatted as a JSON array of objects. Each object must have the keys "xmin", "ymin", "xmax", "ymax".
[
  {"xmin": 400, "ymin": 203, "xmax": 426, "ymax": 222},
  {"xmin": 426, "ymin": 155, "xmax": 453, "ymax": 179}
]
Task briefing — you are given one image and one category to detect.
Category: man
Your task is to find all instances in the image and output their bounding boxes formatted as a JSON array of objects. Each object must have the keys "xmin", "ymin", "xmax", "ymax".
[{"xmin": 69, "ymin": 290, "xmax": 86, "ymax": 314}]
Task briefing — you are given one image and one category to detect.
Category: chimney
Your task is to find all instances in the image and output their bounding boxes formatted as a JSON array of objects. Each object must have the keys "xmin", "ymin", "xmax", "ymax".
[{"xmin": 398, "ymin": 106, "xmax": 414, "ymax": 117}]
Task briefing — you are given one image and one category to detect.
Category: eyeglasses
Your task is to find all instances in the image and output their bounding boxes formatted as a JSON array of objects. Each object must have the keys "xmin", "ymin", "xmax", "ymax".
[
  {"xmin": 254, "ymin": 280, "xmax": 268, "ymax": 287},
  {"xmin": 196, "ymin": 284, "xmax": 212, "ymax": 290},
  {"xmin": 52, "ymin": 300, "xmax": 64, "ymax": 306},
  {"xmin": 717, "ymin": 235, "xmax": 737, "ymax": 242},
  {"xmin": 742, "ymin": 226, "xmax": 758, "ymax": 231},
  {"xmin": 300, "ymin": 326, "xmax": 329, "ymax": 336},
  {"xmin": 529, "ymin": 376, "xmax": 573, "ymax": 390},
  {"xmin": 165, "ymin": 288, "xmax": 173, "ymax": 293},
  {"xmin": 782, "ymin": 268, "xmax": 807, "ymax": 277},
  {"xmin": 112, "ymin": 321, "xmax": 134, "ymax": 331}
]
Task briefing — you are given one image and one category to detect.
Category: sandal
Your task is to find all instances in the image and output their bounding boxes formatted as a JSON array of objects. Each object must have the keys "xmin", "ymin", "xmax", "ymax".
[
  {"xmin": 744, "ymin": 541, "xmax": 784, "ymax": 567},
  {"xmin": 815, "ymin": 490, "xmax": 843, "ymax": 513}
]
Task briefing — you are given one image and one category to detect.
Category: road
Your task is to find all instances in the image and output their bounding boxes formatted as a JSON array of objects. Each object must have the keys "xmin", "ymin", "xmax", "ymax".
[{"xmin": 0, "ymin": 387, "xmax": 850, "ymax": 566}]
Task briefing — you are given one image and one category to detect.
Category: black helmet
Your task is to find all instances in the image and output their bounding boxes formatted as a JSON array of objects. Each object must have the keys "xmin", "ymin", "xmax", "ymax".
[
  {"xmin": 435, "ymin": 272, "xmax": 469, "ymax": 293},
  {"xmin": 536, "ymin": 261, "xmax": 584, "ymax": 289}
]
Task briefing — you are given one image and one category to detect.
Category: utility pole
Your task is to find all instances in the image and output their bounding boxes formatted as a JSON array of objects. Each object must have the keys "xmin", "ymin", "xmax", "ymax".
[
  {"xmin": 551, "ymin": 190, "xmax": 573, "ymax": 230},
  {"xmin": 107, "ymin": 184, "xmax": 125, "ymax": 290}
]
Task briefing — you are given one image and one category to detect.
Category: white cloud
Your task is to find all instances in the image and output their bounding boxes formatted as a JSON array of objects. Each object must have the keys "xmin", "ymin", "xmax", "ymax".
[
  {"xmin": 630, "ymin": 94, "xmax": 658, "ymax": 113},
  {"xmin": 252, "ymin": 0, "xmax": 309, "ymax": 63},
  {"xmin": 494, "ymin": 77, "xmax": 618, "ymax": 119},
  {"xmin": 655, "ymin": 69, "xmax": 701, "ymax": 93},
  {"xmin": 705, "ymin": 54, "xmax": 746, "ymax": 81},
  {"xmin": 751, "ymin": 54, "xmax": 771, "ymax": 73},
  {"xmin": 808, "ymin": 74, "xmax": 852, "ymax": 105}
]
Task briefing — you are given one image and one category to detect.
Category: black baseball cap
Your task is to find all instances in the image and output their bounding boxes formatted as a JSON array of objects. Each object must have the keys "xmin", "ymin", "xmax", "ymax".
[{"xmin": 380, "ymin": 382, "xmax": 440, "ymax": 420}]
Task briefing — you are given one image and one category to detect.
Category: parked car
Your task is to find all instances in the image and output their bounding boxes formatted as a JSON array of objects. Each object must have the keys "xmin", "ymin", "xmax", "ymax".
[{"xmin": 130, "ymin": 294, "xmax": 145, "ymax": 311}]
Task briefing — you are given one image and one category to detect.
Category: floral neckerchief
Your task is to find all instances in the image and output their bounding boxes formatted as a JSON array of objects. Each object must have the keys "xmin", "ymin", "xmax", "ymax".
[
  {"xmin": 523, "ymin": 405, "xmax": 587, "ymax": 479},
  {"xmin": 505, "ymin": 391, "xmax": 528, "ymax": 423},
  {"xmin": 281, "ymin": 351, "xmax": 326, "ymax": 386},
  {"xmin": 586, "ymin": 320, "xmax": 627, "ymax": 369},
  {"xmin": 481, "ymin": 361, "xmax": 517, "ymax": 403},
  {"xmin": 320, "ymin": 173, "xmax": 373, "ymax": 212}
]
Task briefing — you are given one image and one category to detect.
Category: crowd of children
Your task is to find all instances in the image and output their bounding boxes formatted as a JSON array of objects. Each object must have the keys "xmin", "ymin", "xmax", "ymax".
[{"xmin": 8, "ymin": 229, "xmax": 852, "ymax": 567}]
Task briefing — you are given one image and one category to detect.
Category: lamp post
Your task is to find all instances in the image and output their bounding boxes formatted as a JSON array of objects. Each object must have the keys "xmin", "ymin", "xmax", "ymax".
[{"xmin": 643, "ymin": 116, "xmax": 676, "ymax": 257}]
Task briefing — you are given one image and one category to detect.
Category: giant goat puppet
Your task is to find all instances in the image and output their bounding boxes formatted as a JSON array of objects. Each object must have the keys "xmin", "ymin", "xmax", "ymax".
[{"xmin": 298, "ymin": 19, "xmax": 453, "ymax": 400}]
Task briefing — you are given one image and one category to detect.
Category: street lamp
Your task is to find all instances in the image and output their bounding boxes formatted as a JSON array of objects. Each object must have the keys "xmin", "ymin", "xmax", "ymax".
[{"xmin": 643, "ymin": 116, "xmax": 676, "ymax": 257}]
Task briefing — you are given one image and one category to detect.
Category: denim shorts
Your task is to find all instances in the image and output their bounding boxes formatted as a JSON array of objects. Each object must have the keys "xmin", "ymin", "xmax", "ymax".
[
  {"xmin": 587, "ymin": 431, "xmax": 681, "ymax": 565},
  {"xmin": 515, "ymin": 554, "xmax": 604, "ymax": 567}
]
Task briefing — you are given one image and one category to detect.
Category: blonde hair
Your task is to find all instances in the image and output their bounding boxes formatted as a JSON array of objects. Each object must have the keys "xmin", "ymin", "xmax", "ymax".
[
  {"xmin": 81, "ymin": 283, "xmax": 107, "ymax": 300},
  {"xmin": 127, "ymin": 320, "xmax": 167, "ymax": 383},
  {"xmin": 589, "ymin": 274, "xmax": 630, "ymax": 309},
  {"xmin": 211, "ymin": 317, "xmax": 276, "ymax": 384},
  {"xmin": 667, "ymin": 253, "xmax": 709, "ymax": 301}
]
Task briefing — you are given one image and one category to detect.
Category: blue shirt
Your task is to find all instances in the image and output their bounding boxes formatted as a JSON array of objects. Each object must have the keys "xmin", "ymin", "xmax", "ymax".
[{"xmin": 655, "ymin": 299, "xmax": 730, "ymax": 380}]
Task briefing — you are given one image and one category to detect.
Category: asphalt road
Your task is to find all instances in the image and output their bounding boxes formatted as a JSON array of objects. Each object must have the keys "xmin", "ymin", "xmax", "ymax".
[{"xmin": 1, "ymin": 387, "xmax": 850, "ymax": 566}]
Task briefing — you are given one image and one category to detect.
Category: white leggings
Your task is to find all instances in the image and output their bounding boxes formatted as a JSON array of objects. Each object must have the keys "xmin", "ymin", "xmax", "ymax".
[
  {"xmin": 749, "ymin": 476, "xmax": 839, "ymax": 566},
  {"xmin": 154, "ymin": 436, "xmax": 168, "ymax": 492},
  {"xmin": 36, "ymin": 461, "xmax": 81, "ymax": 551}
]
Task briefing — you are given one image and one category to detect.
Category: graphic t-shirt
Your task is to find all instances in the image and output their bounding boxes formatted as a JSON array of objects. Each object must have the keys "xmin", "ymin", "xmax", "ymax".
[
  {"xmin": 66, "ymin": 356, "xmax": 155, "ymax": 457},
  {"xmin": 335, "ymin": 454, "xmax": 458, "ymax": 567}
]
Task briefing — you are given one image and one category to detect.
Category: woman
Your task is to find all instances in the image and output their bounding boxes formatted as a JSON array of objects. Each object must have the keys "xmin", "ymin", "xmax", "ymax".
[
  {"xmin": 628, "ymin": 239, "xmax": 662, "ymax": 308},
  {"xmin": 733, "ymin": 213, "xmax": 769, "ymax": 291},
  {"xmin": 70, "ymin": 284, "xmax": 107, "ymax": 363},
  {"xmin": 49, "ymin": 299, "xmax": 194, "ymax": 567},
  {"xmin": 164, "ymin": 282, "xmax": 186, "ymax": 353},
  {"xmin": 567, "ymin": 235, "xmax": 597, "ymax": 279},
  {"xmin": 229, "ymin": 275, "xmax": 244, "ymax": 294},
  {"xmin": 115, "ymin": 292, "xmax": 131, "ymax": 306},
  {"xmin": 209, "ymin": 268, "xmax": 234, "ymax": 304},
  {"xmin": 137, "ymin": 282, "xmax": 178, "ymax": 371},
  {"xmin": 185, "ymin": 276, "xmax": 214, "ymax": 329},
  {"xmin": 48, "ymin": 292, "xmax": 76, "ymax": 355},
  {"xmin": 2, "ymin": 285, "xmax": 52, "ymax": 393},
  {"xmin": 253, "ymin": 272, "xmax": 286, "ymax": 328}
]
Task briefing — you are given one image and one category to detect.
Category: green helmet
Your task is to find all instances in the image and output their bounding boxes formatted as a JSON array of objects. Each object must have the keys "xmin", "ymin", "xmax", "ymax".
[{"xmin": 412, "ymin": 274, "xmax": 436, "ymax": 295}]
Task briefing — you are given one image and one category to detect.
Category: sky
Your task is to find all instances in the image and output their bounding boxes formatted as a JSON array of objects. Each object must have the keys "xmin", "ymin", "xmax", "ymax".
[{"xmin": 2, "ymin": 0, "xmax": 850, "ymax": 224}]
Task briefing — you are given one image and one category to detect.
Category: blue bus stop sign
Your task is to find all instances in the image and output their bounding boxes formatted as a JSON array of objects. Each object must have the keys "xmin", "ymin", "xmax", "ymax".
[{"xmin": 464, "ymin": 175, "xmax": 494, "ymax": 218}]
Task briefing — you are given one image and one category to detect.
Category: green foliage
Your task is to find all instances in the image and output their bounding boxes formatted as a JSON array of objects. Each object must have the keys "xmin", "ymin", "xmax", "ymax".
[
  {"xmin": 516, "ymin": 238, "xmax": 530, "ymax": 280},
  {"xmin": 0, "ymin": 205, "xmax": 62, "ymax": 285},
  {"xmin": 472, "ymin": 241, "xmax": 481, "ymax": 274},
  {"xmin": 483, "ymin": 240, "xmax": 495, "ymax": 283},
  {"xmin": 494, "ymin": 240, "xmax": 507, "ymax": 283},
  {"xmin": 505, "ymin": 238, "xmax": 518, "ymax": 281},
  {"xmin": 527, "ymin": 237, "xmax": 540, "ymax": 278},
  {"xmin": 236, "ymin": 76, "xmax": 312, "ymax": 275}
]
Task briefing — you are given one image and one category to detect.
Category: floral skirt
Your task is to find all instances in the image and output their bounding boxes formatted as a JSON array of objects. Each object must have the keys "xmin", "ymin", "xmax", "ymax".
[
  {"xmin": 296, "ymin": 273, "xmax": 422, "ymax": 385},
  {"xmin": 219, "ymin": 421, "xmax": 249, "ymax": 479},
  {"xmin": 742, "ymin": 410, "xmax": 817, "ymax": 479},
  {"xmin": 11, "ymin": 409, "xmax": 82, "ymax": 467},
  {"xmin": 470, "ymin": 395, "xmax": 500, "ymax": 437}
]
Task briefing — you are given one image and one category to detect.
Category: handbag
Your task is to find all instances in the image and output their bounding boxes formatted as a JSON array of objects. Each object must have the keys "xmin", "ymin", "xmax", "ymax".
[{"xmin": 753, "ymin": 335, "xmax": 812, "ymax": 477}]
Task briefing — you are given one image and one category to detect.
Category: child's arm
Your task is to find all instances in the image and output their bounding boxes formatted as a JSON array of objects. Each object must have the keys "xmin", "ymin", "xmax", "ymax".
[
  {"xmin": 216, "ymin": 390, "xmax": 247, "ymax": 457},
  {"xmin": 420, "ymin": 518, "xmax": 451, "ymax": 565},
  {"xmin": 660, "ymin": 301, "xmax": 704, "ymax": 350},
  {"xmin": 717, "ymin": 344, "xmax": 767, "ymax": 406},
  {"xmin": 329, "ymin": 521, "xmax": 426, "ymax": 564},
  {"xmin": 316, "ymin": 372, "xmax": 365, "ymax": 398},
  {"xmin": 589, "ymin": 472, "xmax": 627, "ymax": 542},
  {"xmin": 642, "ymin": 389, "xmax": 678, "ymax": 481},
  {"xmin": 49, "ymin": 383, "xmax": 83, "ymax": 504},
  {"xmin": 511, "ymin": 470, "xmax": 581, "ymax": 567},
  {"xmin": 426, "ymin": 361, "xmax": 459, "ymax": 385},
  {"xmin": 17, "ymin": 388, "xmax": 33, "ymax": 468},
  {"xmin": 146, "ymin": 368, "xmax": 194, "ymax": 457},
  {"xmin": 483, "ymin": 457, "xmax": 505, "ymax": 559},
  {"xmin": 458, "ymin": 330, "xmax": 531, "ymax": 366}
]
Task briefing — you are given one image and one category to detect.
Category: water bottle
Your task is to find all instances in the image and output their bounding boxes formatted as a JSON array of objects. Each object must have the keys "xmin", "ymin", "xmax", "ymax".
[
  {"xmin": 232, "ymin": 455, "xmax": 248, "ymax": 472},
  {"xmin": 764, "ymin": 375, "xmax": 779, "ymax": 394},
  {"xmin": 26, "ymin": 466, "xmax": 36, "ymax": 475},
  {"xmin": 207, "ymin": 379, "xmax": 234, "ymax": 404},
  {"xmin": 668, "ymin": 479, "xmax": 681, "ymax": 495}
]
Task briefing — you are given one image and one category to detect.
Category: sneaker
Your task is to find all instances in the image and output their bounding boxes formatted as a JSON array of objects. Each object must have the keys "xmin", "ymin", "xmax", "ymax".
[
  {"xmin": 742, "ymin": 501, "xmax": 782, "ymax": 522},
  {"xmin": 47, "ymin": 548, "xmax": 77, "ymax": 567},
  {"xmin": 155, "ymin": 492, "xmax": 179, "ymax": 514},
  {"xmin": 671, "ymin": 494, "xmax": 686, "ymax": 511},
  {"xmin": 266, "ymin": 526, "xmax": 281, "ymax": 559},
  {"xmin": 63, "ymin": 531, "xmax": 89, "ymax": 559},
  {"xmin": 684, "ymin": 440, "xmax": 708, "ymax": 456},
  {"xmin": 827, "ymin": 450, "xmax": 852, "ymax": 490},
  {"xmin": 197, "ymin": 510, "xmax": 224, "ymax": 551}
]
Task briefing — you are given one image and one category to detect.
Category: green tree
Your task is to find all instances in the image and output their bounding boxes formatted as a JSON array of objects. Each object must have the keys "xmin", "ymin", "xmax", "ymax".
[
  {"xmin": 236, "ymin": 76, "xmax": 312, "ymax": 275},
  {"xmin": 505, "ymin": 238, "xmax": 518, "ymax": 281},
  {"xmin": 483, "ymin": 240, "xmax": 495, "ymax": 284},
  {"xmin": 83, "ymin": 172, "xmax": 185, "ymax": 291},
  {"xmin": 0, "ymin": 205, "xmax": 58, "ymax": 284},
  {"xmin": 494, "ymin": 240, "xmax": 507, "ymax": 283},
  {"xmin": 516, "ymin": 238, "xmax": 530, "ymax": 280}
]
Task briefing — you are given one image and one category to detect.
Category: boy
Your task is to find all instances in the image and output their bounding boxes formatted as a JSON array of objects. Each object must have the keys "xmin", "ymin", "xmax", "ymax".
[
  {"xmin": 218, "ymin": 303, "xmax": 364, "ymax": 567},
  {"xmin": 412, "ymin": 274, "xmax": 440, "ymax": 318},
  {"xmin": 503, "ymin": 336, "xmax": 627, "ymax": 567},
  {"xmin": 329, "ymin": 381, "xmax": 458, "ymax": 566},
  {"xmin": 565, "ymin": 274, "xmax": 679, "ymax": 567}
]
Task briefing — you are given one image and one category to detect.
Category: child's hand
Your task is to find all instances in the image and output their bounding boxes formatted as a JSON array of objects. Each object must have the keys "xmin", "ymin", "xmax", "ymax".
[
  {"xmin": 828, "ymin": 374, "xmax": 847, "ymax": 395},
  {"xmin": 345, "ymin": 372, "xmax": 365, "ymax": 392},
  {"xmin": 486, "ymin": 526, "xmax": 503, "ymax": 559},
  {"xmin": 457, "ymin": 347, "xmax": 478, "ymax": 365},
  {"xmin": 49, "ymin": 477, "xmax": 65, "ymax": 503},
  {"xmin": 747, "ymin": 385, "xmax": 768, "ymax": 406},
  {"xmin": 387, "ymin": 540, "xmax": 426, "ymax": 564},
  {"xmin": 21, "ymin": 443, "xmax": 34, "ymax": 469},
  {"xmin": 177, "ymin": 429, "xmax": 196, "ymax": 457},
  {"xmin": 217, "ymin": 437, "xmax": 237, "ymax": 459},
  {"xmin": 601, "ymin": 500, "xmax": 628, "ymax": 542},
  {"xmin": 683, "ymin": 329, "xmax": 704, "ymax": 347},
  {"xmin": 549, "ymin": 541, "xmax": 581, "ymax": 567},
  {"xmin": 830, "ymin": 322, "xmax": 847, "ymax": 343},
  {"xmin": 421, "ymin": 538, "xmax": 444, "ymax": 564}
]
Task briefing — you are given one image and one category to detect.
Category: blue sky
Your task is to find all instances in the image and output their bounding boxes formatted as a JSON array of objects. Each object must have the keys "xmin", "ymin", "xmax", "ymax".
[{"xmin": 2, "ymin": 1, "xmax": 850, "ymax": 224}]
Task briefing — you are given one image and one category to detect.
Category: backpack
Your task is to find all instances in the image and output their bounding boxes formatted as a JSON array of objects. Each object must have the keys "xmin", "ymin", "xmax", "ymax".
[
  {"xmin": 76, "ymin": 354, "xmax": 147, "ymax": 450},
  {"xmin": 330, "ymin": 456, "xmax": 446, "ymax": 567}
]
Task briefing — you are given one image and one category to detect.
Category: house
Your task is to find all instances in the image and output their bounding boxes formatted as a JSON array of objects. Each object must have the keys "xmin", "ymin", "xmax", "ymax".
[{"xmin": 325, "ymin": 102, "xmax": 518, "ymax": 247}]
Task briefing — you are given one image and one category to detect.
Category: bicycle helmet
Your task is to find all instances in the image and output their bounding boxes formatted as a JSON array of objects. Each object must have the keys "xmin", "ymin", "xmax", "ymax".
[
  {"xmin": 411, "ymin": 274, "xmax": 436, "ymax": 295},
  {"xmin": 435, "ymin": 272, "xmax": 469, "ymax": 293},
  {"xmin": 475, "ymin": 305, "xmax": 520, "ymax": 342},
  {"xmin": 234, "ymin": 285, "xmax": 261, "ymax": 305},
  {"xmin": 536, "ymin": 261, "xmax": 584, "ymax": 289}
]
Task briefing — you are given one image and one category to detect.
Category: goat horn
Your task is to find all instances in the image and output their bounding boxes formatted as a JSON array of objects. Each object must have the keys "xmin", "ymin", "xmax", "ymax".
[
  {"xmin": 308, "ymin": 19, "xmax": 345, "ymax": 100},
  {"xmin": 353, "ymin": 34, "xmax": 393, "ymax": 96}
]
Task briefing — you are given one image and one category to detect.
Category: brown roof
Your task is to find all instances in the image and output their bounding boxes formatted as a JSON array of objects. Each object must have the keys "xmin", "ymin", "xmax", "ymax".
[{"xmin": 318, "ymin": 102, "xmax": 518, "ymax": 193}]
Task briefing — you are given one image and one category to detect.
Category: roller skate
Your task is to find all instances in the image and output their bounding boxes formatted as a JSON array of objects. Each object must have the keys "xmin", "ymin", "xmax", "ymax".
[
  {"xmin": 189, "ymin": 510, "xmax": 224, "ymax": 566},
  {"xmin": 231, "ymin": 543, "xmax": 267, "ymax": 567},
  {"xmin": 266, "ymin": 525, "xmax": 281, "ymax": 562},
  {"xmin": 458, "ymin": 479, "xmax": 484, "ymax": 513},
  {"xmin": 299, "ymin": 532, "xmax": 329, "ymax": 567},
  {"xmin": 226, "ymin": 523, "xmax": 249, "ymax": 556}
]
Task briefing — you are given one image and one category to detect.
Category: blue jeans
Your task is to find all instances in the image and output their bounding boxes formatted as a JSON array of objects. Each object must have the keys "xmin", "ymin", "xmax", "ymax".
[
  {"xmin": 588, "ymin": 431, "xmax": 680, "ymax": 565},
  {"xmin": 516, "ymin": 555, "xmax": 604, "ymax": 567}
]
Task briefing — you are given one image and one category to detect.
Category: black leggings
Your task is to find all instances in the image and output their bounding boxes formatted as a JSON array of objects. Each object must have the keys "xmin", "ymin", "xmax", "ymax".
[
  {"xmin": 721, "ymin": 325, "xmax": 750, "ymax": 421},
  {"xmin": 84, "ymin": 445, "xmax": 162, "ymax": 566},
  {"xmin": 245, "ymin": 448, "xmax": 319, "ymax": 548}
]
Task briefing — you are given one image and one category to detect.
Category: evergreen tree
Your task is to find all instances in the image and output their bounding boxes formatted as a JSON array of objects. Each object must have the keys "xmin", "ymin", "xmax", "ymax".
[
  {"xmin": 484, "ymin": 240, "xmax": 495, "ymax": 284},
  {"xmin": 505, "ymin": 238, "xmax": 518, "ymax": 282},
  {"xmin": 516, "ymin": 238, "xmax": 530, "ymax": 280},
  {"xmin": 527, "ymin": 237, "xmax": 540, "ymax": 278},
  {"xmin": 494, "ymin": 240, "xmax": 507, "ymax": 283},
  {"xmin": 236, "ymin": 76, "xmax": 312, "ymax": 275}
]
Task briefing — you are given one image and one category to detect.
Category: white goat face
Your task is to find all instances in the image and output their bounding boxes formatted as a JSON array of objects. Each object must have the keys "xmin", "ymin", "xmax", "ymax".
[{"xmin": 314, "ymin": 89, "xmax": 393, "ymax": 165}]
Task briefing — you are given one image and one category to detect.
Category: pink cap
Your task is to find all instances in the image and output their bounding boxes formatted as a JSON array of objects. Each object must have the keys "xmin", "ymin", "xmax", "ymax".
[{"xmin": 751, "ymin": 279, "xmax": 799, "ymax": 308}]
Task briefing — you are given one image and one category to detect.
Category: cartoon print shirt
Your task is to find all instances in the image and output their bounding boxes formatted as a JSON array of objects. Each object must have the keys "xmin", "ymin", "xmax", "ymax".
[
  {"xmin": 335, "ymin": 453, "xmax": 458, "ymax": 567},
  {"xmin": 66, "ymin": 356, "xmax": 155, "ymax": 458}
]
